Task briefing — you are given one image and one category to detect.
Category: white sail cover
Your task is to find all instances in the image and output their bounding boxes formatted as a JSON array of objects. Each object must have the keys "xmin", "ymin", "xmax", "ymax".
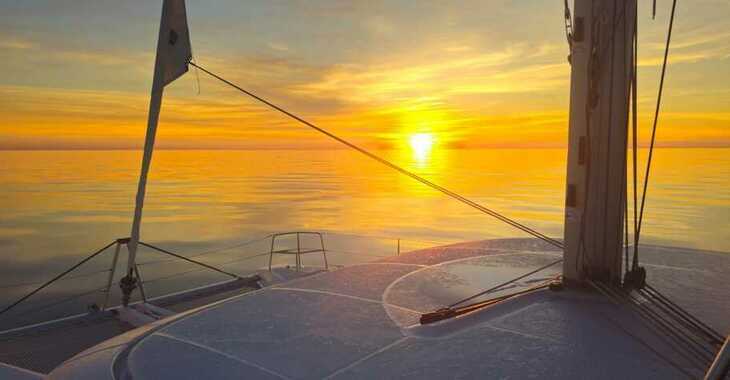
[{"xmin": 154, "ymin": 0, "xmax": 192, "ymax": 89}]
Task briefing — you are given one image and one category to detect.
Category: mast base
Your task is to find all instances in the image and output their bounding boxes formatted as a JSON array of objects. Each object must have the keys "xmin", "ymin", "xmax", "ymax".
[
  {"xmin": 119, "ymin": 274, "xmax": 138, "ymax": 307},
  {"xmin": 622, "ymin": 266, "xmax": 647, "ymax": 290}
]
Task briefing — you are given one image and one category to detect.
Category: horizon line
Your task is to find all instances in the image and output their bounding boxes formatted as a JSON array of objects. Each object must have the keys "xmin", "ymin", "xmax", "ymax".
[{"xmin": 1, "ymin": 145, "xmax": 729, "ymax": 152}]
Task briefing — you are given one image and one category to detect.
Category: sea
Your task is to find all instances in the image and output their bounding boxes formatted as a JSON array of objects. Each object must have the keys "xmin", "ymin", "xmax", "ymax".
[{"xmin": 0, "ymin": 148, "xmax": 728, "ymax": 328}]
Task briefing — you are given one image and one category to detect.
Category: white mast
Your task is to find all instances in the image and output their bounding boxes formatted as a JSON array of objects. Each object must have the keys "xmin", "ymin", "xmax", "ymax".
[
  {"xmin": 122, "ymin": 0, "xmax": 192, "ymax": 304},
  {"xmin": 563, "ymin": 0, "xmax": 636, "ymax": 285}
]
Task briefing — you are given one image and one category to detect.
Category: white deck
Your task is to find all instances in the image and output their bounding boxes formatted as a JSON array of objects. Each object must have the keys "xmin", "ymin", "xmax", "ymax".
[{"xmin": 47, "ymin": 239, "xmax": 729, "ymax": 379}]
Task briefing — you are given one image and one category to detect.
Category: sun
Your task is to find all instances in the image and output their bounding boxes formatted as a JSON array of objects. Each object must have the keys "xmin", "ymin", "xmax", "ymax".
[{"xmin": 409, "ymin": 133, "xmax": 434, "ymax": 161}]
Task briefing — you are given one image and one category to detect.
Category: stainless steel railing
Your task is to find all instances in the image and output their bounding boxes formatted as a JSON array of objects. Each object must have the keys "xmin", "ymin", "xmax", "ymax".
[{"xmin": 268, "ymin": 231, "xmax": 328, "ymax": 272}]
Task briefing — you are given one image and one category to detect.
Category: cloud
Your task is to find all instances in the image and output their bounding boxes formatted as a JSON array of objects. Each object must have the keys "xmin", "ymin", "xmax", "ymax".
[
  {"xmin": 267, "ymin": 42, "xmax": 290, "ymax": 52},
  {"xmin": 0, "ymin": 83, "xmax": 323, "ymax": 150},
  {"xmin": 639, "ymin": 29, "xmax": 730, "ymax": 66},
  {"xmin": 0, "ymin": 33, "xmax": 147, "ymax": 68},
  {"xmin": 0, "ymin": 37, "xmax": 36, "ymax": 50},
  {"xmin": 638, "ymin": 47, "xmax": 730, "ymax": 67},
  {"xmin": 49, "ymin": 49, "xmax": 145, "ymax": 66},
  {"xmin": 1, "ymin": 0, "xmax": 728, "ymax": 151},
  {"xmin": 288, "ymin": 43, "xmax": 568, "ymax": 106}
]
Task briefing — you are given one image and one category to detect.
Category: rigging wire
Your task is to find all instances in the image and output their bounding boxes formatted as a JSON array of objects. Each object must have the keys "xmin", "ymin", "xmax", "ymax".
[
  {"xmin": 136, "ymin": 234, "xmax": 273, "ymax": 267},
  {"xmin": 620, "ymin": 2, "xmax": 630, "ymax": 275},
  {"xmin": 323, "ymin": 231, "xmax": 453, "ymax": 247},
  {"xmin": 0, "ymin": 268, "xmax": 111, "ymax": 290},
  {"xmin": 622, "ymin": 0, "xmax": 636, "ymax": 278},
  {"xmin": 630, "ymin": 0, "xmax": 640, "ymax": 272},
  {"xmin": 635, "ymin": 0, "xmax": 678, "ymax": 264},
  {"xmin": 598, "ymin": 1, "xmax": 620, "ymax": 264},
  {"xmin": 0, "ymin": 241, "xmax": 116, "ymax": 317},
  {"xmin": 141, "ymin": 247, "xmax": 395, "ymax": 286},
  {"xmin": 140, "ymin": 251, "xmax": 274, "ymax": 286},
  {"xmin": 188, "ymin": 61, "xmax": 564, "ymax": 251},
  {"xmin": 138, "ymin": 241, "xmax": 241, "ymax": 279}
]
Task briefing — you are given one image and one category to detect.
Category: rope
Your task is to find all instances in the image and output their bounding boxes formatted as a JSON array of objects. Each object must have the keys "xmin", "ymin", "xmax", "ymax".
[
  {"xmin": 188, "ymin": 61, "xmax": 563, "ymax": 251},
  {"xmin": 421, "ymin": 275, "xmax": 560, "ymax": 325},
  {"xmin": 635, "ymin": 0, "xmax": 678, "ymax": 261},
  {"xmin": 594, "ymin": 309, "xmax": 696, "ymax": 379},
  {"xmin": 598, "ymin": 1, "xmax": 620, "ymax": 269},
  {"xmin": 624, "ymin": 291, "xmax": 715, "ymax": 361},
  {"xmin": 644, "ymin": 284, "xmax": 724, "ymax": 343},
  {"xmin": 588, "ymin": 280, "xmax": 710, "ymax": 372},
  {"xmin": 594, "ymin": 280, "xmax": 722, "ymax": 370},
  {"xmin": 448, "ymin": 258, "xmax": 563, "ymax": 308},
  {"xmin": 638, "ymin": 289, "xmax": 722, "ymax": 347}
]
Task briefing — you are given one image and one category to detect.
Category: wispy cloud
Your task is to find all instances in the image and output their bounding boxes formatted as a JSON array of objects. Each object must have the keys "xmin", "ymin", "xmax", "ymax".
[
  {"xmin": 0, "ymin": 37, "xmax": 35, "ymax": 50},
  {"xmin": 267, "ymin": 42, "xmax": 290, "ymax": 52},
  {"xmin": 1, "ymin": 1, "xmax": 728, "ymax": 150},
  {"xmin": 289, "ymin": 43, "xmax": 568, "ymax": 105},
  {"xmin": 639, "ymin": 29, "xmax": 730, "ymax": 66},
  {"xmin": 0, "ymin": 33, "xmax": 147, "ymax": 67}
]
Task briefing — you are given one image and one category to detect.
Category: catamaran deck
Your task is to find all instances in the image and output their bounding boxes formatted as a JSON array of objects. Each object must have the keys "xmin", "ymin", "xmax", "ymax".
[
  {"xmin": 0, "ymin": 279, "xmax": 259, "ymax": 374},
  {"xmin": 3, "ymin": 238, "xmax": 722, "ymax": 379}
]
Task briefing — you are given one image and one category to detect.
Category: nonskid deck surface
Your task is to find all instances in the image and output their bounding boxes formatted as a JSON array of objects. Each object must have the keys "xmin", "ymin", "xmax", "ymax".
[
  {"xmin": 49, "ymin": 238, "xmax": 729, "ymax": 379},
  {"xmin": 0, "ymin": 281, "xmax": 258, "ymax": 374},
  {"xmin": 0, "ymin": 265, "xmax": 325, "ymax": 374},
  {"xmin": 0, "ymin": 314, "xmax": 130, "ymax": 374}
]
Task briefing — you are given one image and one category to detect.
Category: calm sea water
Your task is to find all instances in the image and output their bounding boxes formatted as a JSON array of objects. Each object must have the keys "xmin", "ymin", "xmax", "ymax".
[{"xmin": 0, "ymin": 148, "xmax": 728, "ymax": 327}]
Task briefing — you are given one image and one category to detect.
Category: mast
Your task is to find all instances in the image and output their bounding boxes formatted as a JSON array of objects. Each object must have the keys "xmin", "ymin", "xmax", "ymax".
[
  {"xmin": 563, "ymin": 0, "xmax": 636, "ymax": 285},
  {"xmin": 121, "ymin": 0, "xmax": 192, "ymax": 305}
]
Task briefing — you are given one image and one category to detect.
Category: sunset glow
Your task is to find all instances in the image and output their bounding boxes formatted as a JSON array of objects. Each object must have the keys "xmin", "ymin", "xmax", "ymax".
[
  {"xmin": 0, "ymin": 2, "xmax": 728, "ymax": 150},
  {"xmin": 1, "ymin": 1, "xmax": 729, "ymax": 348},
  {"xmin": 409, "ymin": 133, "xmax": 434, "ymax": 161}
]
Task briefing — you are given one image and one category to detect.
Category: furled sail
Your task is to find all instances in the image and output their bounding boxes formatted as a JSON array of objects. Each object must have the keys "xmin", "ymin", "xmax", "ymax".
[
  {"xmin": 124, "ymin": 0, "xmax": 192, "ymax": 302},
  {"xmin": 154, "ymin": 0, "xmax": 192, "ymax": 89}
]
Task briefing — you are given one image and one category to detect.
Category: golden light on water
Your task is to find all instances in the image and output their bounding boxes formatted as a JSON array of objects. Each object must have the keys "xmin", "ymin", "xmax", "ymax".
[{"xmin": 409, "ymin": 133, "xmax": 434, "ymax": 161}]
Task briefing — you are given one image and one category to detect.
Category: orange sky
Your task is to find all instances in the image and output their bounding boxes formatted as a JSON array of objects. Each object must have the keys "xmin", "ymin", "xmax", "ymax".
[{"xmin": 1, "ymin": 1, "xmax": 728, "ymax": 150}]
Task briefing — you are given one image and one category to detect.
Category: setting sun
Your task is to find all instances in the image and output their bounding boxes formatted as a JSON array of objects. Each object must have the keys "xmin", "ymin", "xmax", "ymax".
[
  {"xmin": 0, "ymin": 1, "xmax": 729, "ymax": 377},
  {"xmin": 409, "ymin": 133, "xmax": 434, "ymax": 161}
]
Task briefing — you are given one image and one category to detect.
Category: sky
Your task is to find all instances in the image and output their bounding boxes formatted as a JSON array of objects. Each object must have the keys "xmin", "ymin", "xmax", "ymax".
[{"xmin": 0, "ymin": 0, "xmax": 728, "ymax": 150}]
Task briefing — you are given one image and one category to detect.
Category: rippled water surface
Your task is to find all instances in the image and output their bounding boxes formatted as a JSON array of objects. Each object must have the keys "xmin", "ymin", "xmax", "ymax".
[{"xmin": 0, "ymin": 148, "xmax": 728, "ymax": 327}]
